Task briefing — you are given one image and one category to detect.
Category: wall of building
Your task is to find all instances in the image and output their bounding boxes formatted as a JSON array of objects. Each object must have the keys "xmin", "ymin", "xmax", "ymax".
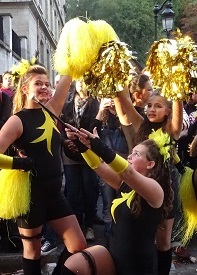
[{"xmin": 0, "ymin": 0, "xmax": 66, "ymax": 83}]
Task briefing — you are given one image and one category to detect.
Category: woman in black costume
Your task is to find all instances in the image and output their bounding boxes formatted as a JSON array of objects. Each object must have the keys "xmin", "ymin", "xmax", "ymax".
[{"xmin": 0, "ymin": 65, "xmax": 87, "ymax": 275}]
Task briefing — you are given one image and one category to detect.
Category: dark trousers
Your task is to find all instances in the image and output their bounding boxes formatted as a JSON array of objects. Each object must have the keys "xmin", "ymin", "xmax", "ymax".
[{"xmin": 64, "ymin": 164, "xmax": 99, "ymax": 228}]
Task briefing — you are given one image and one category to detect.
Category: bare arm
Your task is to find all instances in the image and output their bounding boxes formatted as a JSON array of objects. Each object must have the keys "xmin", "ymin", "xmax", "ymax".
[
  {"xmin": 114, "ymin": 87, "xmax": 143, "ymax": 131},
  {"xmin": 119, "ymin": 165, "xmax": 164, "ymax": 208},
  {"xmin": 73, "ymin": 126, "xmax": 164, "ymax": 208},
  {"xmin": 94, "ymin": 162, "xmax": 122, "ymax": 190},
  {"xmin": 171, "ymin": 100, "xmax": 183, "ymax": 140},
  {"xmin": 95, "ymin": 160, "xmax": 164, "ymax": 208},
  {"xmin": 46, "ymin": 75, "xmax": 72, "ymax": 117},
  {"xmin": 0, "ymin": 115, "xmax": 23, "ymax": 153}
]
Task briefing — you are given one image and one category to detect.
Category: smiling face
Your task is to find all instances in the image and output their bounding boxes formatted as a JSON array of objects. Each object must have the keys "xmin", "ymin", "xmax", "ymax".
[
  {"xmin": 146, "ymin": 95, "xmax": 171, "ymax": 123},
  {"xmin": 23, "ymin": 74, "xmax": 51, "ymax": 104},
  {"xmin": 127, "ymin": 144, "xmax": 155, "ymax": 175}
]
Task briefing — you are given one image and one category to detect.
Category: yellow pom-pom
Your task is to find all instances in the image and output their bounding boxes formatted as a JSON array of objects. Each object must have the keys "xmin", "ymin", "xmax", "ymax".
[
  {"xmin": 148, "ymin": 128, "xmax": 172, "ymax": 162},
  {"xmin": 53, "ymin": 18, "xmax": 97, "ymax": 79},
  {"xmin": 88, "ymin": 19, "xmax": 119, "ymax": 49},
  {"xmin": 0, "ymin": 170, "xmax": 31, "ymax": 219},
  {"xmin": 179, "ymin": 167, "xmax": 197, "ymax": 245},
  {"xmin": 53, "ymin": 18, "xmax": 121, "ymax": 80}
]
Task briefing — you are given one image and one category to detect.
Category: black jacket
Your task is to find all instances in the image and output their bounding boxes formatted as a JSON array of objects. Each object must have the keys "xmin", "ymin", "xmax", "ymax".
[
  {"xmin": 61, "ymin": 90, "xmax": 101, "ymax": 161},
  {"xmin": 0, "ymin": 91, "xmax": 11, "ymax": 129}
]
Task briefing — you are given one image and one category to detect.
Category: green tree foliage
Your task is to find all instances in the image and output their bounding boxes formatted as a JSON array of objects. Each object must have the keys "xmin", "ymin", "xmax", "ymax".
[
  {"xmin": 65, "ymin": 0, "xmax": 189, "ymax": 65},
  {"xmin": 179, "ymin": 0, "xmax": 197, "ymax": 41}
]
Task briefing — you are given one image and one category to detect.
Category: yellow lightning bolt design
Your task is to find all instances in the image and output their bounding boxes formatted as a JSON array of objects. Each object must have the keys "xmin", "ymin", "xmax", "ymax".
[
  {"xmin": 30, "ymin": 109, "xmax": 60, "ymax": 155},
  {"xmin": 111, "ymin": 190, "xmax": 135, "ymax": 223}
]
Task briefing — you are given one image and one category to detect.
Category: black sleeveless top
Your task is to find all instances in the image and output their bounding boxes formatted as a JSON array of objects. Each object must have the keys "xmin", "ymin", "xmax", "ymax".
[
  {"xmin": 14, "ymin": 108, "xmax": 62, "ymax": 179},
  {"xmin": 109, "ymin": 183, "xmax": 162, "ymax": 275}
]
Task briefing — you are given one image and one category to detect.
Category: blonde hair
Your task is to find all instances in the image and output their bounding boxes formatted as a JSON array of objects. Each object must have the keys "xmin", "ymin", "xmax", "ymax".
[{"xmin": 13, "ymin": 65, "xmax": 48, "ymax": 114}]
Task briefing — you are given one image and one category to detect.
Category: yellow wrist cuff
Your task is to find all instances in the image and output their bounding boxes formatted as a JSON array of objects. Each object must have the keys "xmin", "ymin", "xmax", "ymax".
[
  {"xmin": 0, "ymin": 154, "xmax": 13, "ymax": 169},
  {"xmin": 81, "ymin": 149, "xmax": 101, "ymax": 169},
  {"xmin": 108, "ymin": 154, "xmax": 129, "ymax": 174},
  {"xmin": 173, "ymin": 152, "xmax": 180, "ymax": 164}
]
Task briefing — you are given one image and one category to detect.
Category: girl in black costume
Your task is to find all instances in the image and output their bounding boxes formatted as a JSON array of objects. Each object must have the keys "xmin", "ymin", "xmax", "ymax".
[
  {"xmin": 59, "ymin": 124, "xmax": 173, "ymax": 275},
  {"xmin": 113, "ymin": 88, "xmax": 183, "ymax": 274},
  {"xmin": 0, "ymin": 65, "xmax": 87, "ymax": 275}
]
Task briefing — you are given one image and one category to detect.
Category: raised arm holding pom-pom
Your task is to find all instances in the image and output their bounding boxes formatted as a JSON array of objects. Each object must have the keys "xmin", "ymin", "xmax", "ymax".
[
  {"xmin": 114, "ymin": 87, "xmax": 183, "ymax": 274},
  {"xmin": 0, "ymin": 64, "xmax": 87, "ymax": 275}
]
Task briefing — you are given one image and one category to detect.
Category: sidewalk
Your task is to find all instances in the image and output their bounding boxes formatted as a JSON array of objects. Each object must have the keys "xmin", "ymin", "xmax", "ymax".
[
  {"xmin": 1, "ymin": 194, "xmax": 197, "ymax": 274},
  {"xmin": 1, "ymin": 225, "xmax": 197, "ymax": 274}
]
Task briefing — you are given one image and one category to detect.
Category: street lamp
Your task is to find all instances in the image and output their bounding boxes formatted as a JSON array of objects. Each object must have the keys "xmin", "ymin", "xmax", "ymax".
[{"xmin": 153, "ymin": 0, "xmax": 175, "ymax": 41}]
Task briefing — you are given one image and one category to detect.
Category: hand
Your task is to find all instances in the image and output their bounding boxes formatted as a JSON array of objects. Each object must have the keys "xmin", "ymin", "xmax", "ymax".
[
  {"xmin": 75, "ymin": 127, "xmax": 100, "ymax": 149},
  {"xmin": 64, "ymin": 124, "xmax": 99, "ymax": 149},
  {"xmin": 65, "ymin": 128, "xmax": 78, "ymax": 141},
  {"xmin": 12, "ymin": 156, "xmax": 35, "ymax": 171},
  {"xmin": 99, "ymin": 98, "xmax": 112, "ymax": 111}
]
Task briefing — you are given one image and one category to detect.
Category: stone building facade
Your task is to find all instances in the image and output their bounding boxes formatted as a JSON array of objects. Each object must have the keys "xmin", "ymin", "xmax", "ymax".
[{"xmin": 0, "ymin": 0, "xmax": 67, "ymax": 82}]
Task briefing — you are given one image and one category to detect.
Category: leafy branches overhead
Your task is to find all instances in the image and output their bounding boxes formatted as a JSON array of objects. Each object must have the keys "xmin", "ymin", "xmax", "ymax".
[
  {"xmin": 179, "ymin": 0, "xmax": 197, "ymax": 42},
  {"xmin": 65, "ymin": 0, "xmax": 189, "ymax": 65}
]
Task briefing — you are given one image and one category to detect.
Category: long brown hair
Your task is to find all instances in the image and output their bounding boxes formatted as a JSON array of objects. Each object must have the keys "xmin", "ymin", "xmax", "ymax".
[
  {"xmin": 13, "ymin": 65, "xmax": 48, "ymax": 114},
  {"xmin": 130, "ymin": 139, "xmax": 173, "ymax": 223}
]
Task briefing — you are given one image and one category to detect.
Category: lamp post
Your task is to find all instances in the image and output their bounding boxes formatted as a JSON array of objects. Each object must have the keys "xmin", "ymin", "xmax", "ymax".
[{"xmin": 153, "ymin": 0, "xmax": 175, "ymax": 41}]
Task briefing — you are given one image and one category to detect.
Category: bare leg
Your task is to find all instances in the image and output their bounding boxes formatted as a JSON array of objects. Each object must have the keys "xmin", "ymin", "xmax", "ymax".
[
  {"xmin": 18, "ymin": 226, "xmax": 42, "ymax": 275},
  {"xmin": 49, "ymin": 215, "xmax": 87, "ymax": 275},
  {"xmin": 63, "ymin": 245, "xmax": 116, "ymax": 275}
]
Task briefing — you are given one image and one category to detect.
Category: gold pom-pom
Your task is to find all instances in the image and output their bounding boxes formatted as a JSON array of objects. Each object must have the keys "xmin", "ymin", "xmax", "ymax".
[
  {"xmin": 146, "ymin": 31, "xmax": 197, "ymax": 101},
  {"xmin": 84, "ymin": 40, "xmax": 135, "ymax": 98},
  {"xmin": 53, "ymin": 17, "xmax": 136, "ymax": 86},
  {"xmin": 0, "ymin": 170, "xmax": 31, "ymax": 219}
]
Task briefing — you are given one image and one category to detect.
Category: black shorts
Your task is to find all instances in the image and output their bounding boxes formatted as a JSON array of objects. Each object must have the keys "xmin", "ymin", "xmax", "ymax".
[{"xmin": 17, "ymin": 176, "xmax": 73, "ymax": 229}]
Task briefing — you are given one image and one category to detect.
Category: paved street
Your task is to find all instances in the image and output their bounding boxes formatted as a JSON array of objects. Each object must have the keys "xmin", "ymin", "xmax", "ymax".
[{"xmin": 1, "ymin": 196, "xmax": 197, "ymax": 274}]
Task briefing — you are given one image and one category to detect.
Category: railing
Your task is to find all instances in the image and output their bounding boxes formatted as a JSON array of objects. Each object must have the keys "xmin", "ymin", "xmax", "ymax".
[{"xmin": 12, "ymin": 30, "xmax": 21, "ymax": 56}]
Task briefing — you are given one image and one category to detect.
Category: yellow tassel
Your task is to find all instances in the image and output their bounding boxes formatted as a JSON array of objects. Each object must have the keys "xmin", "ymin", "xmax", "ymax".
[
  {"xmin": 87, "ymin": 19, "xmax": 119, "ymax": 50},
  {"xmin": 53, "ymin": 18, "xmax": 97, "ymax": 79},
  {"xmin": 0, "ymin": 170, "xmax": 31, "ymax": 219},
  {"xmin": 53, "ymin": 18, "xmax": 122, "ymax": 80},
  {"xmin": 179, "ymin": 167, "xmax": 197, "ymax": 245}
]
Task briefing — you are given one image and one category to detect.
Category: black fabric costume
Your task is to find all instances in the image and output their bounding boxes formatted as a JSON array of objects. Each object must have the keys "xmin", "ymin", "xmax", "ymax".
[
  {"xmin": 109, "ymin": 183, "xmax": 162, "ymax": 275},
  {"xmin": 14, "ymin": 108, "xmax": 73, "ymax": 228}
]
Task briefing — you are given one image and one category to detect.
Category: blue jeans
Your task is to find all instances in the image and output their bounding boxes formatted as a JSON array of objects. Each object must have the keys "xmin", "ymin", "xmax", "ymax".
[
  {"xmin": 64, "ymin": 164, "xmax": 99, "ymax": 228},
  {"xmin": 98, "ymin": 177, "xmax": 116, "ymax": 223}
]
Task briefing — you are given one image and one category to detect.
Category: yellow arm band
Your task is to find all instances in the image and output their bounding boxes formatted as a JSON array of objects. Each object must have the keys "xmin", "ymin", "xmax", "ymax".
[
  {"xmin": 173, "ymin": 152, "xmax": 180, "ymax": 164},
  {"xmin": 108, "ymin": 154, "xmax": 129, "ymax": 174},
  {"xmin": 0, "ymin": 154, "xmax": 13, "ymax": 169},
  {"xmin": 81, "ymin": 149, "xmax": 102, "ymax": 170}
]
